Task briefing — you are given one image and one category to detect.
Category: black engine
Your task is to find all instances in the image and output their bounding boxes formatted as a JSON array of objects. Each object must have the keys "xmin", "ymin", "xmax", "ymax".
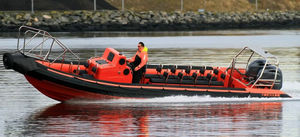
[{"xmin": 246, "ymin": 59, "xmax": 283, "ymax": 89}]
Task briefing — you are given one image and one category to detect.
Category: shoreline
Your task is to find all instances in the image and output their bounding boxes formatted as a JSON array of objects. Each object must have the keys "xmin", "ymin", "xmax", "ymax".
[{"xmin": 0, "ymin": 10, "xmax": 299, "ymax": 32}]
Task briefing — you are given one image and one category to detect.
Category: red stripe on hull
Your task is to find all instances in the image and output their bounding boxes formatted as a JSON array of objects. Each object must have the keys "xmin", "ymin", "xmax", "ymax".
[{"xmin": 24, "ymin": 75, "xmax": 125, "ymax": 102}]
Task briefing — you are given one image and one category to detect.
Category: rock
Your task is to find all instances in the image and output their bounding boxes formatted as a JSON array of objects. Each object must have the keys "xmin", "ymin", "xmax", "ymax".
[
  {"xmin": 110, "ymin": 12, "xmax": 120, "ymax": 18},
  {"xmin": 140, "ymin": 19, "xmax": 148, "ymax": 25},
  {"xmin": 59, "ymin": 16, "xmax": 69, "ymax": 23},
  {"xmin": 33, "ymin": 17, "xmax": 39, "ymax": 22},
  {"xmin": 33, "ymin": 20, "xmax": 41, "ymax": 26},
  {"xmin": 133, "ymin": 16, "xmax": 141, "ymax": 23},
  {"xmin": 91, "ymin": 16, "xmax": 101, "ymax": 23},
  {"xmin": 127, "ymin": 15, "xmax": 134, "ymax": 21},
  {"xmin": 43, "ymin": 15, "xmax": 52, "ymax": 19},
  {"xmin": 120, "ymin": 19, "xmax": 128, "ymax": 25},
  {"xmin": 15, "ymin": 14, "xmax": 22, "ymax": 20},
  {"xmin": 160, "ymin": 11, "xmax": 168, "ymax": 17},
  {"xmin": 26, "ymin": 22, "xmax": 32, "ymax": 26},
  {"xmin": 24, "ymin": 13, "xmax": 31, "ymax": 20},
  {"xmin": 70, "ymin": 16, "xmax": 80, "ymax": 22},
  {"xmin": 0, "ymin": 10, "xmax": 299, "ymax": 31}
]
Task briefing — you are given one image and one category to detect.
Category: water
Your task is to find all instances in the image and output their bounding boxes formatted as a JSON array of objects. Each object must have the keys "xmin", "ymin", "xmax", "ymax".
[{"xmin": 0, "ymin": 30, "xmax": 300, "ymax": 136}]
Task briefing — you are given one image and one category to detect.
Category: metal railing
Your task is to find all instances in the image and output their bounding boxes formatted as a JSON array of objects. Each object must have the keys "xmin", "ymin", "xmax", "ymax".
[
  {"xmin": 17, "ymin": 25, "xmax": 81, "ymax": 70},
  {"xmin": 227, "ymin": 46, "xmax": 279, "ymax": 89}
]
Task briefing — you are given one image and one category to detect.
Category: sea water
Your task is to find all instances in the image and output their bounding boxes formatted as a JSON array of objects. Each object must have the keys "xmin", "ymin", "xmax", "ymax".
[{"xmin": 0, "ymin": 30, "xmax": 299, "ymax": 136}]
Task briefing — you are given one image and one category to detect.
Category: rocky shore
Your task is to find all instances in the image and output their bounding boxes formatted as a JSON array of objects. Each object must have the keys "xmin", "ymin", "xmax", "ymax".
[{"xmin": 0, "ymin": 10, "xmax": 299, "ymax": 32}]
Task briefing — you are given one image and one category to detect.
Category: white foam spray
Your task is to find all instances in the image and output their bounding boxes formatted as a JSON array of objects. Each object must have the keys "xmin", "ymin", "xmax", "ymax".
[{"xmin": 68, "ymin": 81, "xmax": 300, "ymax": 105}]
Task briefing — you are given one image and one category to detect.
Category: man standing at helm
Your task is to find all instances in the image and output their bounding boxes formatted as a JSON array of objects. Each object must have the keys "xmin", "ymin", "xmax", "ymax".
[{"xmin": 127, "ymin": 42, "xmax": 148, "ymax": 83}]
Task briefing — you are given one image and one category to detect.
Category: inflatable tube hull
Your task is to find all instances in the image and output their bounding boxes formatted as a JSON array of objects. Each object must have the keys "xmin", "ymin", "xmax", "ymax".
[{"xmin": 3, "ymin": 52, "xmax": 291, "ymax": 102}]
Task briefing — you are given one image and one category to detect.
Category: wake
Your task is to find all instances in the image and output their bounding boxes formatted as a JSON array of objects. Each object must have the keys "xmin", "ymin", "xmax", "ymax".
[{"xmin": 67, "ymin": 81, "xmax": 300, "ymax": 105}]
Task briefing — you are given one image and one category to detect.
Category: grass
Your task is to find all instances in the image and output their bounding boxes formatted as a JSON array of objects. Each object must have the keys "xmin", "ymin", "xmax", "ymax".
[
  {"xmin": 1, "ymin": 0, "xmax": 299, "ymax": 12},
  {"xmin": 106, "ymin": 0, "xmax": 300, "ymax": 12}
]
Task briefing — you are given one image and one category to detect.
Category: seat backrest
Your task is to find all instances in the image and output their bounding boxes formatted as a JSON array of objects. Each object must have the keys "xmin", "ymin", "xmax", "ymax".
[
  {"xmin": 192, "ymin": 72, "xmax": 198, "ymax": 80},
  {"xmin": 185, "ymin": 67, "xmax": 191, "ymax": 74},
  {"xmin": 178, "ymin": 72, "xmax": 183, "ymax": 79},
  {"xmin": 200, "ymin": 67, "xmax": 205, "ymax": 75},
  {"xmin": 170, "ymin": 66, "xmax": 176, "ymax": 74},
  {"xmin": 156, "ymin": 65, "xmax": 162, "ymax": 73}
]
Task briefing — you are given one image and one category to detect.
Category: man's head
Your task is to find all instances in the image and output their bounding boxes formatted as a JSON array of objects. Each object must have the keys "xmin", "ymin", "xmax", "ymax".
[{"xmin": 138, "ymin": 42, "xmax": 144, "ymax": 52}]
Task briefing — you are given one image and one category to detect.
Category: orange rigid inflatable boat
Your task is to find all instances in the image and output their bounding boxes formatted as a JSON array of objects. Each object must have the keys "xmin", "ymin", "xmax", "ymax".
[{"xmin": 2, "ymin": 26, "xmax": 290, "ymax": 102}]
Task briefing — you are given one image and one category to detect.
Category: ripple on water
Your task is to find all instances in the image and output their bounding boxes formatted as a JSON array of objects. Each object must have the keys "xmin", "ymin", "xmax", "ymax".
[{"xmin": 0, "ymin": 31, "xmax": 299, "ymax": 136}]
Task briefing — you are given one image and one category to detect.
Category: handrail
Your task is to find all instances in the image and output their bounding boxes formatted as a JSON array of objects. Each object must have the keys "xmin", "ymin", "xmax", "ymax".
[
  {"xmin": 227, "ymin": 46, "xmax": 279, "ymax": 89},
  {"xmin": 17, "ymin": 25, "xmax": 81, "ymax": 72}
]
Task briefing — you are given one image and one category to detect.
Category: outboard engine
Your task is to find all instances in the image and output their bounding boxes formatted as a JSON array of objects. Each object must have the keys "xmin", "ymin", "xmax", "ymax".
[
  {"xmin": 246, "ymin": 59, "xmax": 268, "ymax": 78},
  {"xmin": 257, "ymin": 66, "xmax": 283, "ymax": 89},
  {"xmin": 246, "ymin": 59, "xmax": 283, "ymax": 89}
]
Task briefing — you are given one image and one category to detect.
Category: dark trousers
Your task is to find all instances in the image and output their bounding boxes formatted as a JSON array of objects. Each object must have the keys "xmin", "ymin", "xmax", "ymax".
[{"xmin": 132, "ymin": 69, "xmax": 143, "ymax": 83}]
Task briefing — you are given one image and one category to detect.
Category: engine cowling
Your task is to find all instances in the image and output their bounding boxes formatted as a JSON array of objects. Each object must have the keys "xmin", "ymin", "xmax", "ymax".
[
  {"xmin": 246, "ymin": 59, "xmax": 283, "ymax": 89},
  {"xmin": 257, "ymin": 66, "xmax": 283, "ymax": 89},
  {"xmin": 246, "ymin": 59, "xmax": 268, "ymax": 78}
]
